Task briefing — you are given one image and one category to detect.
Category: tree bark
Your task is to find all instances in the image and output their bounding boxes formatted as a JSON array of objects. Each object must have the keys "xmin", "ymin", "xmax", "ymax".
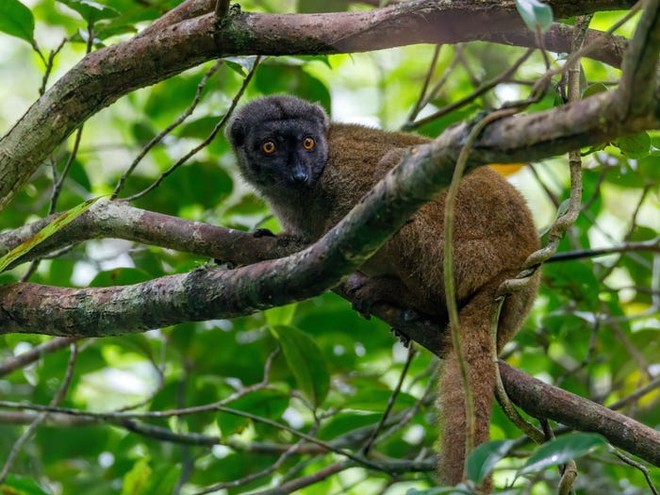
[{"xmin": 500, "ymin": 363, "xmax": 660, "ymax": 467}]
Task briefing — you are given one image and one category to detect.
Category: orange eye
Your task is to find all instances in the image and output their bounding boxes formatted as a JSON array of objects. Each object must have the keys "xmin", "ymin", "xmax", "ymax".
[
  {"xmin": 262, "ymin": 141, "xmax": 276, "ymax": 154},
  {"xmin": 302, "ymin": 137, "xmax": 315, "ymax": 150}
]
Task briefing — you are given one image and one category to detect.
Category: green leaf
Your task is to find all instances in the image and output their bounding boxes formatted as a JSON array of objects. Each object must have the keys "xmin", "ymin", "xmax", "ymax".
[
  {"xmin": 582, "ymin": 82, "xmax": 609, "ymax": 98},
  {"xmin": 270, "ymin": 325, "xmax": 330, "ymax": 407},
  {"xmin": 638, "ymin": 154, "xmax": 660, "ymax": 182},
  {"xmin": 69, "ymin": 159, "xmax": 92, "ymax": 192},
  {"xmin": 0, "ymin": 196, "xmax": 102, "ymax": 272},
  {"xmin": 0, "ymin": 474, "xmax": 50, "ymax": 495},
  {"xmin": 521, "ymin": 433, "xmax": 607, "ymax": 474},
  {"xmin": 0, "ymin": 0, "xmax": 35, "ymax": 44},
  {"xmin": 140, "ymin": 465, "xmax": 181, "ymax": 495},
  {"xmin": 515, "ymin": 0, "xmax": 553, "ymax": 33},
  {"xmin": 318, "ymin": 411, "xmax": 382, "ymax": 440},
  {"xmin": 121, "ymin": 457, "xmax": 152, "ymax": 495},
  {"xmin": 466, "ymin": 439, "xmax": 517, "ymax": 484},
  {"xmin": 89, "ymin": 267, "xmax": 152, "ymax": 287},
  {"xmin": 217, "ymin": 388, "xmax": 290, "ymax": 436},
  {"xmin": 543, "ymin": 261, "xmax": 601, "ymax": 309},
  {"xmin": 223, "ymin": 56, "xmax": 259, "ymax": 76},
  {"xmin": 57, "ymin": 0, "xmax": 119, "ymax": 24},
  {"xmin": 614, "ymin": 132, "xmax": 651, "ymax": 159},
  {"xmin": 264, "ymin": 303, "xmax": 297, "ymax": 326}
]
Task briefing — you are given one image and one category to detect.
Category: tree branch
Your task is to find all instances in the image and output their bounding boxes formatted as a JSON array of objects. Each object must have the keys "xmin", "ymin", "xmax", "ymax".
[
  {"xmin": 0, "ymin": 337, "xmax": 78, "ymax": 378},
  {"xmin": 0, "ymin": 201, "xmax": 444, "ymax": 352},
  {"xmin": 0, "ymin": 201, "xmax": 285, "ymax": 267},
  {"xmin": 215, "ymin": 0, "xmax": 230, "ymax": 19},
  {"xmin": 500, "ymin": 362, "xmax": 660, "ymax": 467},
  {"xmin": 546, "ymin": 238, "xmax": 660, "ymax": 262},
  {"xmin": 616, "ymin": 0, "xmax": 660, "ymax": 118}
]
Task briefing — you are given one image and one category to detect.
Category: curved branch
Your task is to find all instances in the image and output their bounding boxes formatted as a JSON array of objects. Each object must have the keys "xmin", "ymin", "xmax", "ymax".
[
  {"xmin": 500, "ymin": 362, "xmax": 660, "ymax": 467},
  {"xmin": 0, "ymin": 337, "xmax": 77, "ymax": 378},
  {"xmin": 0, "ymin": 0, "xmax": 633, "ymax": 210},
  {"xmin": 0, "ymin": 200, "xmax": 445, "ymax": 352},
  {"xmin": 0, "ymin": 201, "xmax": 284, "ymax": 267}
]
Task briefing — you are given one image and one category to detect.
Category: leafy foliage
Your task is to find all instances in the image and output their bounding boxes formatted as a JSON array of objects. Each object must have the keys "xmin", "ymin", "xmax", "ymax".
[
  {"xmin": 0, "ymin": 1, "xmax": 657, "ymax": 495},
  {"xmin": 515, "ymin": 0, "xmax": 554, "ymax": 33},
  {"xmin": 0, "ymin": 0, "xmax": 35, "ymax": 44}
]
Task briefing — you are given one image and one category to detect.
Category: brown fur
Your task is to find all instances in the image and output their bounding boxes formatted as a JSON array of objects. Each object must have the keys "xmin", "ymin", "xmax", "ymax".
[
  {"xmin": 281, "ymin": 124, "xmax": 539, "ymax": 487},
  {"xmin": 233, "ymin": 115, "xmax": 540, "ymax": 488}
]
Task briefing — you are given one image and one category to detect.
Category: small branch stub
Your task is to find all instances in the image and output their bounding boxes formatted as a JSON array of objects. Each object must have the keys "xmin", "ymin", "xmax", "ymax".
[{"xmin": 215, "ymin": 0, "xmax": 230, "ymax": 19}]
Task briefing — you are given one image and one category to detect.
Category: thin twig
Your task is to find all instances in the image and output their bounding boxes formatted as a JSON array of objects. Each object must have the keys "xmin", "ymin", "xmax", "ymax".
[
  {"xmin": 408, "ymin": 48, "xmax": 534, "ymax": 129},
  {"xmin": 362, "ymin": 345, "xmax": 416, "ymax": 455},
  {"xmin": 548, "ymin": 238, "xmax": 659, "ymax": 263},
  {"xmin": 527, "ymin": 163, "xmax": 561, "ymax": 208},
  {"xmin": 193, "ymin": 438, "xmax": 308, "ymax": 494},
  {"xmin": 215, "ymin": 0, "xmax": 230, "ymax": 18},
  {"xmin": 0, "ymin": 337, "xmax": 78, "ymax": 377},
  {"xmin": 49, "ymin": 126, "xmax": 85, "ymax": 214},
  {"xmin": 30, "ymin": 39, "xmax": 47, "ymax": 69},
  {"xmin": 579, "ymin": 159, "xmax": 609, "ymax": 213},
  {"xmin": 607, "ymin": 375, "xmax": 660, "ymax": 411},
  {"xmin": 125, "ymin": 56, "xmax": 261, "ymax": 202},
  {"xmin": 596, "ymin": 185, "xmax": 652, "ymax": 282},
  {"xmin": 456, "ymin": 47, "xmax": 483, "ymax": 96},
  {"xmin": 39, "ymin": 38, "xmax": 67, "ymax": 96},
  {"xmin": 379, "ymin": 374, "xmax": 435, "ymax": 444},
  {"xmin": 407, "ymin": 44, "xmax": 441, "ymax": 122},
  {"xmin": 251, "ymin": 460, "xmax": 353, "ymax": 495},
  {"xmin": 443, "ymin": 105, "xmax": 523, "ymax": 474},
  {"xmin": 426, "ymin": 45, "xmax": 463, "ymax": 102},
  {"xmin": 112, "ymin": 60, "xmax": 223, "ymax": 199},
  {"xmin": 0, "ymin": 342, "xmax": 78, "ymax": 483},
  {"xmin": 613, "ymin": 449, "xmax": 659, "ymax": 495}
]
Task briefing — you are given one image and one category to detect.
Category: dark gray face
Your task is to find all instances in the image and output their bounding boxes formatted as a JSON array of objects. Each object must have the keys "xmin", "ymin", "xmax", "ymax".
[{"xmin": 226, "ymin": 96, "xmax": 330, "ymax": 194}]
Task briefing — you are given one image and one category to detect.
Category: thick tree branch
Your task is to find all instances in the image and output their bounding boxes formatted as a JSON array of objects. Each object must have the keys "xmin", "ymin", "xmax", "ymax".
[
  {"xmin": 616, "ymin": 0, "xmax": 660, "ymax": 118},
  {"xmin": 0, "ymin": 201, "xmax": 444, "ymax": 352},
  {"xmin": 0, "ymin": 0, "xmax": 634, "ymax": 210},
  {"xmin": 500, "ymin": 362, "xmax": 660, "ymax": 467},
  {"xmin": 0, "ymin": 201, "xmax": 284, "ymax": 267}
]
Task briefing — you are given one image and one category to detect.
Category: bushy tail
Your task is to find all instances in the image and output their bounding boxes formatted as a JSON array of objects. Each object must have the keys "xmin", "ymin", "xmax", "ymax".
[
  {"xmin": 437, "ymin": 287, "xmax": 498, "ymax": 488},
  {"xmin": 436, "ymin": 274, "xmax": 539, "ymax": 489}
]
